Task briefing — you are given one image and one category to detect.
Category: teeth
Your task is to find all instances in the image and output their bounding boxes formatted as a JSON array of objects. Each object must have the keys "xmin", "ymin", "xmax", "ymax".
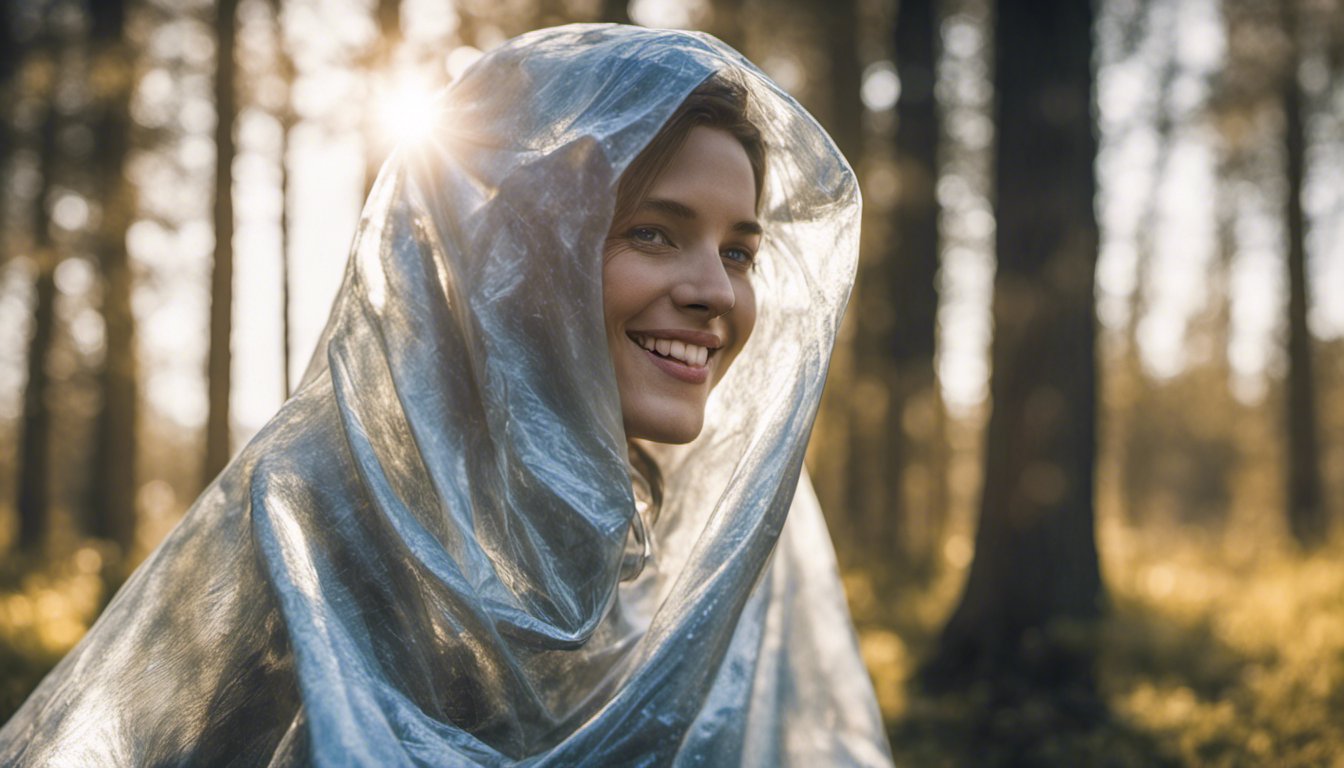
[{"xmin": 633, "ymin": 334, "xmax": 711, "ymax": 368}]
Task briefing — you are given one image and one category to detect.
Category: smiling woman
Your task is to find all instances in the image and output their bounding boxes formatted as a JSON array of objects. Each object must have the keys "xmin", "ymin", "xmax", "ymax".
[{"xmin": 0, "ymin": 24, "xmax": 890, "ymax": 766}]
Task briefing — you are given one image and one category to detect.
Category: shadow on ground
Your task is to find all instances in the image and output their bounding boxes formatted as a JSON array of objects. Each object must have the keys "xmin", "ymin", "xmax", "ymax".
[{"xmin": 857, "ymin": 567, "xmax": 1284, "ymax": 767}]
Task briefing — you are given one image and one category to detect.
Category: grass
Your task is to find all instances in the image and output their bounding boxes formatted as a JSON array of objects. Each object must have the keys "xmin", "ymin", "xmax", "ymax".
[
  {"xmin": 0, "ymin": 545, "xmax": 110, "ymax": 722},
  {"xmin": 849, "ymin": 521, "xmax": 1344, "ymax": 767}
]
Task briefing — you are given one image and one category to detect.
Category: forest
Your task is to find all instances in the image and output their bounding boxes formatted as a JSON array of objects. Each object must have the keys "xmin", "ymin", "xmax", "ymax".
[{"xmin": 1, "ymin": 0, "xmax": 1342, "ymax": 764}]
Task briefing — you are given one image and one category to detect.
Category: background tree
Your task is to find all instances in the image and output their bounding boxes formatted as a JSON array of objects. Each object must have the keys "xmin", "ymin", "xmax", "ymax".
[
  {"xmin": 363, "ymin": 0, "xmax": 401, "ymax": 197},
  {"xmin": 924, "ymin": 0, "xmax": 1104, "ymax": 700},
  {"xmin": 886, "ymin": 0, "xmax": 942, "ymax": 570},
  {"xmin": 1278, "ymin": 0, "xmax": 1327, "ymax": 549},
  {"xmin": 840, "ymin": 0, "xmax": 944, "ymax": 573},
  {"xmin": 0, "ymin": 5, "xmax": 21, "ymax": 222},
  {"xmin": 204, "ymin": 0, "xmax": 239, "ymax": 484},
  {"xmin": 16, "ymin": 8, "xmax": 64, "ymax": 554},
  {"xmin": 268, "ymin": 0, "xmax": 296, "ymax": 397},
  {"xmin": 600, "ymin": 0, "xmax": 630, "ymax": 25},
  {"xmin": 810, "ymin": 0, "xmax": 864, "ymax": 556},
  {"xmin": 705, "ymin": 0, "xmax": 744, "ymax": 52},
  {"xmin": 86, "ymin": 0, "xmax": 139, "ymax": 556}
]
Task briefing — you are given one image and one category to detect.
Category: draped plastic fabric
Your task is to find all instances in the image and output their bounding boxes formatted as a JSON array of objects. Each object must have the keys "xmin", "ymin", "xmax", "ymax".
[{"xmin": 0, "ymin": 25, "xmax": 891, "ymax": 766}]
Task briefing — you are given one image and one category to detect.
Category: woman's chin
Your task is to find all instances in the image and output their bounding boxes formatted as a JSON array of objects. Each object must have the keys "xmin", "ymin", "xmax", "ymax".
[{"xmin": 623, "ymin": 407, "xmax": 704, "ymax": 445}]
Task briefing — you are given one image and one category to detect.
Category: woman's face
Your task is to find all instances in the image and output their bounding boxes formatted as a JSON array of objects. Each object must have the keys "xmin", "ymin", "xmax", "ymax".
[{"xmin": 603, "ymin": 126, "xmax": 761, "ymax": 444}]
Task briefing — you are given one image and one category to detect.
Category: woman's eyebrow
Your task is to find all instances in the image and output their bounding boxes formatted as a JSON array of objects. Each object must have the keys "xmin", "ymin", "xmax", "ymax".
[
  {"xmin": 639, "ymin": 198, "xmax": 698, "ymax": 220},
  {"xmin": 640, "ymin": 198, "xmax": 762, "ymax": 236}
]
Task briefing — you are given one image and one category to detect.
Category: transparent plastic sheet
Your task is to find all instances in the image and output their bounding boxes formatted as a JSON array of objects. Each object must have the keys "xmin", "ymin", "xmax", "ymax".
[{"xmin": 0, "ymin": 25, "xmax": 892, "ymax": 766}]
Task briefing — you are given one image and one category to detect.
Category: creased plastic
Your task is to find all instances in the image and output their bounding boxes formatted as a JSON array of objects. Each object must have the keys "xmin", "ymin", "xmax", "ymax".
[{"xmin": 0, "ymin": 24, "xmax": 892, "ymax": 766}]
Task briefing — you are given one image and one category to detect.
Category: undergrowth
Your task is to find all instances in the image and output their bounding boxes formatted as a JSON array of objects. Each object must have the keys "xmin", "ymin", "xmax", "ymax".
[{"xmin": 849, "ymin": 523, "xmax": 1344, "ymax": 767}]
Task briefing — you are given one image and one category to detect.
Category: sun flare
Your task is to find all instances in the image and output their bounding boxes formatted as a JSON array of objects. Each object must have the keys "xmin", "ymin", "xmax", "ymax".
[{"xmin": 376, "ymin": 74, "xmax": 438, "ymax": 147}]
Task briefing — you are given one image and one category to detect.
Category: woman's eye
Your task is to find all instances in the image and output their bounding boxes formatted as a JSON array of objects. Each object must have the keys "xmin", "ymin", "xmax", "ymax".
[
  {"xmin": 628, "ymin": 227, "xmax": 671, "ymax": 247},
  {"xmin": 722, "ymin": 247, "xmax": 756, "ymax": 268}
]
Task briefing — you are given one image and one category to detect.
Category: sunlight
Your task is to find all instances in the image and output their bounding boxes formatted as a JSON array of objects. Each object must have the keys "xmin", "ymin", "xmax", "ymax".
[{"xmin": 376, "ymin": 73, "xmax": 438, "ymax": 147}]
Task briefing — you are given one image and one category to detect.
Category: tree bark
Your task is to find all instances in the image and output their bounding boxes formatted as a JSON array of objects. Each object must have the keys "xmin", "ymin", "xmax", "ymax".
[
  {"xmin": 87, "ymin": 0, "xmax": 139, "ymax": 555},
  {"xmin": 706, "ymin": 0, "xmax": 745, "ymax": 54},
  {"xmin": 847, "ymin": 0, "xmax": 942, "ymax": 572},
  {"xmin": 924, "ymin": 0, "xmax": 1104, "ymax": 699},
  {"xmin": 270, "ymin": 0, "xmax": 295, "ymax": 397},
  {"xmin": 599, "ymin": 0, "xmax": 631, "ymax": 25},
  {"xmin": 887, "ymin": 0, "xmax": 942, "ymax": 570},
  {"xmin": 0, "ymin": 6, "xmax": 20, "ymax": 244},
  {"xmin": 809, "ymin": 0, "xmax": 863, "ymax": 557},
  {"xmin": 204, "ymin": 0, "xmax": 239, "ymax": 484},
  {"xmin": 1279, "ymin": 1, "xmax": 1327, "ymax": 549},
  {"xmin": 363, "ymin": 0, "xmax": 401, "ymax": 199},
  {"xmin": 17, "ymin": 47, "xmax": 61, "ymax": 554}
]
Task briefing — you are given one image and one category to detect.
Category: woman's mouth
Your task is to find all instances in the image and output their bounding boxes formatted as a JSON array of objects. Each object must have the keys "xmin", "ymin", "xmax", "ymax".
[{"xmin": 629, "ymin": 332, "xmax": 713, "ymax": 384}]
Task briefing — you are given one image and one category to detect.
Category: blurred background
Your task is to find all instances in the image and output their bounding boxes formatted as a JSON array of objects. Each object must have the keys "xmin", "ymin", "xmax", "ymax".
[{"xmin": 0, "ymin": 0, "xmax": 1341, "ymax": 763}]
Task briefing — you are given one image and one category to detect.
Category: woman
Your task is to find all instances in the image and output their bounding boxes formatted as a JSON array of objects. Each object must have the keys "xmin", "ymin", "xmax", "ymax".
[{"xmin": 0, "ymin": 24, "xmax": 890, "ymax": 766}]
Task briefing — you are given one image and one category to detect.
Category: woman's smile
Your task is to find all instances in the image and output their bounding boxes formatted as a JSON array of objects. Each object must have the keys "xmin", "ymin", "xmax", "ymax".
[{"xmin": 627, "ymin": 329, "xmax": 723, "ymax": 384}]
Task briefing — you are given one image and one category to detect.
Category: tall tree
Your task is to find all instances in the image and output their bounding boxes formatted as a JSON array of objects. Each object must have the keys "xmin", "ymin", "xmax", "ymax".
[
  {"xmin": 924, "ymin": 0, "xmax": 1103, "ymax": 697},
  {"xmin": 844, "ymin": 0, "xmax": 944, "ymax": 571},
  {"xmin": 599, "ymin": 0, "xmax": 631, "ymax": 25},
  {"xmin": 269, "ymin": 0, "xmax": 295, "ymax": 397},
  {"xmin": 363, "ymin": 0, "xmax": 401, "ymax": 198},
  {"xmin": 534, "ymin": 0, "xmax": 566, "ymax": 28},
  {"xmin": 0, "ymin": 5, "xmax": 22, "ymax": 221},
  {"xmin": 808, "ymin": 0, "xmax": 863, "ymax": 551},
  {"xmin": 706, "ymin": 0, "xmax": 745, "ymax": 53},
  {"xmin": 16, "ymin": 23, "xmax": 62, "ymax": 553},
  {"xmin": 1209, "ymin": 154, "xmax": 1238, "ymax": 395},
  {"xmin": 1278, "ymin": 0, "xmax": 1326, "ymax": 548},
  {"xmin": 204, "ymin": 0, "xmax": 239, "ymax": 483},
  {"xmin": 87, "ymin": 0, "xmax": 139, "ymax": 554},
  {"xmin": 886, "ymin": 0, "xmax": 943, "ymax": 568}
]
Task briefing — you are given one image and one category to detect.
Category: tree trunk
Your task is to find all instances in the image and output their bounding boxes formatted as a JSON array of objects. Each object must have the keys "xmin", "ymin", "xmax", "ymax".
[
  {"xmin": 0, "ymin": 7, "xmax": 20, "ymax": 243},
  {"xmin": 706, "ymin": 0, "xmax": 745, "ymax": 53},
  {"xmin": 599, "ymin": 0, "xmax": 631, "ymax": 25},
  {"xmin": 363, "ymin": 0, "xmax": 401, "ymax": 199},
  {"xmin": 924, "ymin": 0, "xmax": 1103, "ymax": 700},
  {"xmin": 1279, "ymin": 1, "xmax": 1327, "ymax": 549},
  {"xmin": 279, "ymin": 119, "xmax": 293, "ymax": 398},
  {"xmin": 887, "ymin": 0, "xmax": 942, "ymax": 571},
  {"xmin": 809, "ymin": 0, "xmax": 862, "ymax": 558},
  {"xmin": 204, "ymin": 0, "xmax": 239, "ymax": 484},
  {"xmin": 17, "ymin": 48, "xmax": 61, "ymax": 554},
  {"xmin": 848, "ymin": 0, "xmax": 942, "ymax": 572},
  {"xmin": 270, "ymin": 0, "xmax": 295, "ymax": 397},
  {"xmin": 88, "ymin": 0, "xmax": 139, "ymax": 556},
  {"xmin": 534, "ymin": 0, "xmax": 566, "ymax": 28}
]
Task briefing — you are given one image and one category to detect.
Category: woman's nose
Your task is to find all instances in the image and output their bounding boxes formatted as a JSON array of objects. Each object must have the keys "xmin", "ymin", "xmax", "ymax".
[{"xmin": 671, "ymin": 245, "xmax": 736, "ymax": 317}]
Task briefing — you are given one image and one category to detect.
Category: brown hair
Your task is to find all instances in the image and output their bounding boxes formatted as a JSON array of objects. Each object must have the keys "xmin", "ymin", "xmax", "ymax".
[{"xmin": 612, "ymin": 75, "xmax": 767, "ymax": 227}]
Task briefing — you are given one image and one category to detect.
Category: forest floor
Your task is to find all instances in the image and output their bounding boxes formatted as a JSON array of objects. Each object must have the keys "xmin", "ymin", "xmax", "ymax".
[
  {"xmin": 0, "ymin": 544, "xmax": 110, "ymax": 722},
  {"xmin": 3, "ymin": 525, "xmax": 1343, "ymax": 766},
  {"xmin": 850, "ymin": 521, "xmax": 1344, "ymax": 767}
]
